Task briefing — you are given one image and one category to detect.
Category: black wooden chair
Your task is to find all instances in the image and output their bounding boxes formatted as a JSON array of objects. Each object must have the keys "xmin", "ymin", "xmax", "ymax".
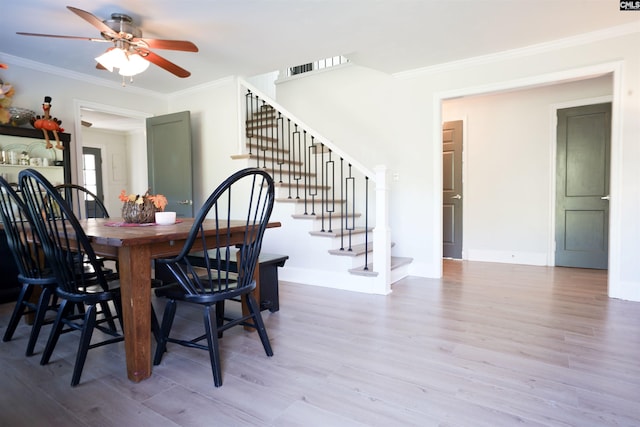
[
  {"xmin": 153, "ymin": 168, "xmax": 276, "ymax": 387},
  {"xmin": 0, "ymin": 176, "xmax": 59, "ymax": 357},
  {"xmin": 54, "ymin": 183, "xmax": 110, "ymax": 219},
  {"xmin": 54, "ymin": 183, "xmax": 115, "ymax": 279},
  {"xmin": 19, "ymin": 169, "xmax": 126, "ymax": 386},
  {"xmin": 53, "ymin": 183, "xmax": 163, "ymax": 337}
]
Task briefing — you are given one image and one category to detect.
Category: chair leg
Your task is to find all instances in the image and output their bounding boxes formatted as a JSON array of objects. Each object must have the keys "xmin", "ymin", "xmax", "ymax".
[
  {"xmin": 215, "ymin": 300, "xmax": 225, "ymax": 339},
  {"xmin": 203, "ymin": 305, "xmax": 222, "ymax": 387},
  {"xmin": 151, "ymin": 305, "xmax": 161, "ymax": 344},
  {"xmin": 112, "ymin": 295, "xmax": 124, "ymax": 331},
  {"xmin": 25, "ymin": 286, "xmax": 54, "ymax": 356},
  {"xmin": 153, "ymin": 299, "xmax": 176, "ymax": 365},
  {"xmin": 246, "ymin": 294, "xmax": 273, "ymax": 357},
  {"xmin": 40, "ymin": 299, "xmax": 73, "ymax": 366},
  {"xmin": 3, "ymin": 284, "xmax": 32, "ymax": 342},
  {"xmin": 71, "ymin": 304, "xmax": 97, "ymax": 387},
  {"xmin": 98, "ymin": 301, "xmax": 118, "ymax": 331}
]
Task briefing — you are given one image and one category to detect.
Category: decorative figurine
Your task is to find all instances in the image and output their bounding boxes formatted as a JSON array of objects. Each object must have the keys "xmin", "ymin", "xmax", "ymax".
[
  {"xmin": 0, "ymin": 63, "xmax": 14, "ymax": 125},
  {"xmin": 31, "ymin": 96, "xmax": 64, "ymax": 149}
]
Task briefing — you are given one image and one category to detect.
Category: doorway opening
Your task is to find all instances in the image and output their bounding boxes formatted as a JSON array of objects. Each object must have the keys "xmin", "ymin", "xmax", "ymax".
[
  {"xmin": 73, "ymin": 100, "xmax": 151, "ymax": 215},
  {"xmin": 436, "ymin": 65, "xmax": 619, "ymax": 296},
  {"xmin": 81, "ymin": 146, "xmax": 104, "ymax": 213},
  {"xmin": 442, "ymin": 120, "xmax": 463, "ymax": 259}
]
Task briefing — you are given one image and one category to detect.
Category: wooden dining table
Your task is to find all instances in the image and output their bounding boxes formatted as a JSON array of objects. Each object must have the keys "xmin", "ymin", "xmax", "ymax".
[{"xmin": 79, "ymin": 217, "xmax": 281, "ymax": 383}]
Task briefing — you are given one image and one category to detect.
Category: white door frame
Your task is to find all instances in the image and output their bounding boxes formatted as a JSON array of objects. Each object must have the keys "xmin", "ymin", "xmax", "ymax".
[
  {"xmin": 433, "ymin": 61, "xmax": 623, "ymax": 298},
  {"xmin": 72, "ymin": 100, "xmax": 152, "ymax": 205}
]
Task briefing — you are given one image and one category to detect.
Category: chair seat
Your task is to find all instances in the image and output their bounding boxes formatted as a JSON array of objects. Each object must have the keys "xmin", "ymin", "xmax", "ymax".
[{"xmin": 154, "ymin": 277, "xmax": 245, "ymax": 304}]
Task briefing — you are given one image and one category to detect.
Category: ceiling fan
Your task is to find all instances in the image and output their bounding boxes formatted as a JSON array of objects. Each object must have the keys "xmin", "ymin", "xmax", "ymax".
[{"xmin": 17, "ymin": 6, "xmax": 198, "ymax": 78}]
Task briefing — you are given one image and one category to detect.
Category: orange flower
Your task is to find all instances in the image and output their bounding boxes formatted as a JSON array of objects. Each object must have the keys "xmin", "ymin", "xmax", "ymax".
[
  {"xmin": 148, "ymin": 194, "xmax": 168, "ymax": 211},
  {"xmin": 119, "ymin": 190, "xmax": 167, "ymax": 211}
]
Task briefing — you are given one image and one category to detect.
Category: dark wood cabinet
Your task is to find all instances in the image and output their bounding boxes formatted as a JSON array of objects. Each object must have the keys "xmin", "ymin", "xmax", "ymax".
[{"xmin": 0, "ymin": 125, "xmax": 72, "ymax": 302}]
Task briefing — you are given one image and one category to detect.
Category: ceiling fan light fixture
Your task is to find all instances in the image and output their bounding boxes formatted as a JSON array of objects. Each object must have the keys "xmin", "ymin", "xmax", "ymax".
[
  {"xmin": 118, "ymin": 53, "xmax": 150, "ymax": 77},
  {"xmin": 95, "ymin": 47, "xmax": 150, "ymax": 77},
  {"xmin": 95, "ymin": 47, "xmax": 127, "ymax": 72}
]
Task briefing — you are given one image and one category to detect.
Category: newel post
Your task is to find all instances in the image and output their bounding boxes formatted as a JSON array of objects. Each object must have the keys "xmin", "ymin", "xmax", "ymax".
[{"xmin": 373, "ymin": 165, "xmax": 392, "ymax": 294}]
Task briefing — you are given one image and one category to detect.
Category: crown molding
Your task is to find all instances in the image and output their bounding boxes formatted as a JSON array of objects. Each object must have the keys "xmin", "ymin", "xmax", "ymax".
[
  {"xmin": 167, "ymin": 75, "xmax": 236, "ymax": 99},
  {"xmin": 394, "ymin": 21, "xmax": 640, "ymax": 80},
  {"xmin": 0, "ymin": 52, "xmax": 165, "ymax": 99}
]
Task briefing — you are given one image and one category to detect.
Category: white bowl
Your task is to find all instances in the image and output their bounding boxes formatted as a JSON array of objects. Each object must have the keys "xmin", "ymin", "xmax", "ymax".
[{"xmin": 155, "ymin": 211, "xmax": 176, "ymax": 225}]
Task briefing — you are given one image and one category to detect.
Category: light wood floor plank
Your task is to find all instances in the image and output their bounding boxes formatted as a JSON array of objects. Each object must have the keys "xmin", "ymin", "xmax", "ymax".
[{"xmin": 1, "ymin": 260, "xmax": 639, "ymax": 426}]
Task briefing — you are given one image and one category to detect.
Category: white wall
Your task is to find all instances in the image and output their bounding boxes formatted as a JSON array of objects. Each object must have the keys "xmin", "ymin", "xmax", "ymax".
[
  {"xmin": 275, "ymin": 29, "xmax": 640, "ymax": 301},
  {"xmin": 442, "ymin": 76, "xmax": 612, "ymax": 265},
  {"xmin": 245, "ymin": 71, "xmax": 279, "ymax": 100}
]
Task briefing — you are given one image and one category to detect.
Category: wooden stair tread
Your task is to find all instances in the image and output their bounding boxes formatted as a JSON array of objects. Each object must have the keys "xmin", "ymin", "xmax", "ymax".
[
  {"xmin": 292, "ymin": 212, "xmax": 361, "ymax": 220},
  {"xmin": 309, "ymin": 227, "xmax": 371, "ymax": 238},
  {"xmin": 349, "ymin": 256, "xmax": 413, "ymax": 277},
  {"xmin": 328, "ymin": 242, "xmax": 394, "ymax": 257},
  {"xmin": 246, "ymin": 135, "xmax": 280, "ymax": 144},
  {"xmin": 246, "ymin": 113, "xmax": 277, "ymax": 123},
  {"xmin": 276, "ymin": 197, "xmax": 346, "ymax": 204},
  {"xmin": 275, "ymin": 182, "xmax": 331, "ymax": 190},
  {"xmin": 231, "ymin": 153, "xmax": 303, "ymax": 166},
  {"xmin": 329, "ymin": 242, "xmax": 373, "ymax": 256},
  {"xmin": 246, "ymin": 124, "xmax": 278, "ymax": 131},
  {"xmin": 263, "ymin": 169, "xmax": 317, "ymax": 178}
]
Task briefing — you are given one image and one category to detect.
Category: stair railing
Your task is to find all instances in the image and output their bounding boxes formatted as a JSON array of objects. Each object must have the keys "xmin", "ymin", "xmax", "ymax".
[{"xmin": 238, "ymin": 78, "xmax": 392, "ymax": 294}]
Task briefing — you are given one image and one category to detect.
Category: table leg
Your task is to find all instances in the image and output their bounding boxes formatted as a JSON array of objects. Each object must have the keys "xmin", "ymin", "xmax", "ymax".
[{"xmin": 118, "ymin": 245, "xmax": 152, "ymax": 382}]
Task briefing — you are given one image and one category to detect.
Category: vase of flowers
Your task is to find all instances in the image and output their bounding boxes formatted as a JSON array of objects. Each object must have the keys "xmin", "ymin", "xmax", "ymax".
[{"xmin": 119, "ymin": 190, "xmax": 168, "ymax": 224}]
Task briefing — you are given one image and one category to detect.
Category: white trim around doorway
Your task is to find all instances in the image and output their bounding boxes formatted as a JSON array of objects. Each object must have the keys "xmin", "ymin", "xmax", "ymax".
[{"xmin": 433, "ymin": 60, "xmax": 624, "ymax": 298}]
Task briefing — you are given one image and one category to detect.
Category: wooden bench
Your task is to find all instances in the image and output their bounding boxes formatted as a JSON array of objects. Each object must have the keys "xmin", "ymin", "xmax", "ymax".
[{"xmin": 184, "ymin": 251, "xmax": 288, "ymax": 312}]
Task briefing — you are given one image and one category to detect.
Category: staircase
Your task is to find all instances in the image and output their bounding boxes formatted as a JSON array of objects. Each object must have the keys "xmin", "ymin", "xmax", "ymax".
[{"xmin": 234, "ymin": 79, "xmax": 412, "ymax": 294}]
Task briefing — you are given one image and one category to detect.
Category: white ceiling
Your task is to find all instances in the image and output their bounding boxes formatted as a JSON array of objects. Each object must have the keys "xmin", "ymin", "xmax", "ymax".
[{"xmin": 2, "ymin": 1, "xmax": 639, "ymax": 129}]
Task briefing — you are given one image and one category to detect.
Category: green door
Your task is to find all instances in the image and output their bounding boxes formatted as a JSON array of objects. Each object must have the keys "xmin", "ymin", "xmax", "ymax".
[
  {"xmin": 555, "ymin": 103, "xmax": 611, "ymax": 269},
  {"xmin": 146, "ymin": 111, "xmax": 193, "ymax": 218}
]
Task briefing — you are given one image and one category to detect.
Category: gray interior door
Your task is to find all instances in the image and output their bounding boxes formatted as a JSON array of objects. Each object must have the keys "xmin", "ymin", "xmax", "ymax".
[
  {"xmin": 147, "ymin": 111, "xmax": 193, "ymax": 218},
  {"xmin": 555, "ymin": 103, "xmax": 611, "ymax": 269},
  {"xmin": 443, "ymin": 120, "xmax": 463, "ymax": 259}
]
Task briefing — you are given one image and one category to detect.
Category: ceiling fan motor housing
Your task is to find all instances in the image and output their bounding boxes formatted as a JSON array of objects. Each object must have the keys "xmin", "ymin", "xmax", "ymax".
[{"xmin": 102, "ymin": 13, "xmax": 142, "ymax": 41}]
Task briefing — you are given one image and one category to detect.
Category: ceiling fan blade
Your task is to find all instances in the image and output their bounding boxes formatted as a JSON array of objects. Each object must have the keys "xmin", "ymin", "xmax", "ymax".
[
  {"xmin": 136, "ymin": 38, "xmax": 198, "ymax": 52},
  {"xmin": 138, "ymin": 50, "xmax": 191, "ymax": 78},
  {"xmin": 66, "ymin": 6, "xmax": 117, "ymax": 37},
  {"xmin": 16, "ymin": 32, "xmax": 108, "ymax": 42}
]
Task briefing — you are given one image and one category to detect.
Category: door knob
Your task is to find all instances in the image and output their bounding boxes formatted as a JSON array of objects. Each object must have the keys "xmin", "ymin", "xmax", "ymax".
[
  {"xmin": 600, "ymin": 195, "xmax": 610, "ymax": 200},
  {"xmin": 178, "ymin": 199, "xmax": 192, "ymax": 205},
  {"xmin": 451, "ymin": 194, "xmax": 462, "ymax": 200}
]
